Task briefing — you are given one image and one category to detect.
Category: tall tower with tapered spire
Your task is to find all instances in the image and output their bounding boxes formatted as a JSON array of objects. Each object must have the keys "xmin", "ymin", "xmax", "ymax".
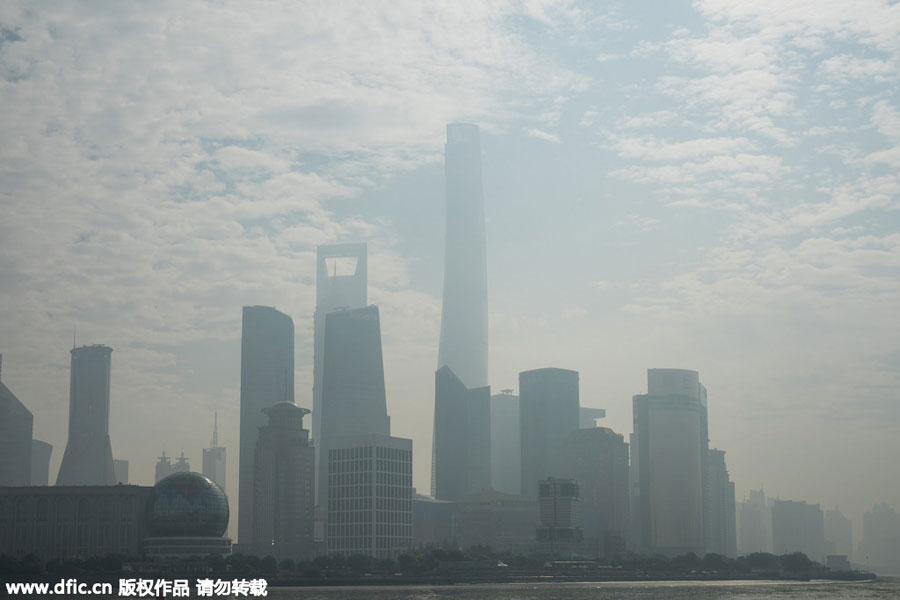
[
  {"xmin": 433, "ymin": 124, "xmax": 490, "ymax": 498},
  {"xmin": 437, "ymin": 123, "xmax": 488, "ymax": 389}
]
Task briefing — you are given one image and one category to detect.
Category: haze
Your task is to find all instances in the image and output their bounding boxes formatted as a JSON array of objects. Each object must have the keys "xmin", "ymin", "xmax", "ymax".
[{"xmin": 1, "ymin": 1, "xmax": 898, "ymax": 550}]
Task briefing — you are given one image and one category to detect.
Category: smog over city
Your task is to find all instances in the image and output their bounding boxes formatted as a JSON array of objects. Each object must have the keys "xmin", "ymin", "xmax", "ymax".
[{"xmin": 1, "ymin": 0, "xmax": 899, "ymax": 582}]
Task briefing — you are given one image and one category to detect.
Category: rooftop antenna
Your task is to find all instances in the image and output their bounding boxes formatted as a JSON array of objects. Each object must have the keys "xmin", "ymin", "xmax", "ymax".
[
  {"xmin": 211, "ymin": 412, "xmax": 219, "ymax": 449},
  {"xmin": 73, "ymin": 326, "xmax": 76, "ymax": 349}
]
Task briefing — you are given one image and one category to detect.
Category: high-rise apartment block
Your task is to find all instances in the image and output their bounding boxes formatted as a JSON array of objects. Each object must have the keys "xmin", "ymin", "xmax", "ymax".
[
  {"xmin": 632, "ymin": 368, "xmax": 705, "ymax": 556},
  {"xmin": 238, "ymin": 306, "xmax": 294, "ymax": 546},
  {"xmin": 253, "ymin": 402, "xmax": 315, "ymax": 557},
  {"xmin": 432, "ymin": 366, "xmax": 490, "ymax": 500},
  {"xmin": 326, "ymin": 434, "xmax": 412, "ymax": 558},
  {"xmin": 519, "ymin": 368, "xmax": 579, "ymax": 497},
  {"xmin": 705, "ymin": 448, "xmax": 736, "ymax": 557},
  {"xmin": 771, "ymin": 499, "xmax": 825, "ymax": 561},
  {"xmin": 56, "ymin": 345, "xmax": 116, "ymax": 486}
]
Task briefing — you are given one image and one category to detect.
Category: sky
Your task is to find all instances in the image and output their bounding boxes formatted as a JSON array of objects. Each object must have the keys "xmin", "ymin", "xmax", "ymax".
[{"xmin": 1, "ymin": 1, "xmax": 898, "ymax": 547}]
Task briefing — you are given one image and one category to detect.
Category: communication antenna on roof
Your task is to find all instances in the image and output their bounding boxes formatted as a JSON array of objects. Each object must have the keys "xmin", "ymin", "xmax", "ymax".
[
  {"xmin": 73, "ymin": 326, "xmax": 76, "ymax": 349},
  {"xmin": 211, "ymin": 412, "xmax": 219, "ymax": 449}
]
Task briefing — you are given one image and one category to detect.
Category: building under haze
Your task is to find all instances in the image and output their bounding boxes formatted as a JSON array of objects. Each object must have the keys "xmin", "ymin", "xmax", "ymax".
[
  {"xmin": 113, "ymin": 459, "xmax": 129, "ymax": 485},
  {"xmin": 30, "ymin": 440, "xmax": 52, "ymax": 486},
  {"xmin": 579, "ymin": 407, "xmax": 606, "ymax": 429},
  {"xmin": 326, "ymin": 434, "xmax": 412, "ymax": 559},
  {"xmin": 202, "ymin": 413, "xmax": 226, "ymax": 492},
  {"xmin": 537, "ymin": 478, "xmax": 582, "ymax": 554},
  {"xmin": 317, "ymin": 305, "xmax": 391, "ymax": 508},
  {"xmin": 432, "ymin": 365, "xmax": 490, "ymax": 501},
  {"xmin": 436, "ymin": 123, "xmax": 489, "ymax": 391},
  {"xmin": 454, "ymin": 489, "xmax": 538, "ymax": 552},
  {"xmin": 253, "ymin": 402, "xmax": 315, "ymax": 558},
  {"xmin": 858, "ymin": 503, "xmax": 900, "ymax": 573},
  {"xmin": 705, "ymin": 448, "xmax": 737, "ymax": 557},
  {"xmin": 519, "ymin": 368, "xmax": 579, "ymax": 497},
  {"xmin": 824, "ymin": 507, "xmax": 853, "ymax": 559},
  {"xmin": 313, "ymin": 242, "xmax": 367, "ymax": 501},
  {"xmin": 738, "ymin": 488, "xmax": 771, "ymax": 555},
  {"xmin": 238, "ymin": 306, "xmax": 294, "ymax": 547},
  {"xmin": 631, "ymin": 368, "xmax": 705, "ymax": 556},
  {"xmin": 771, "ymin": 499, "xmax": 825, "ymax": 561},
  {"xmin": 557, "ymin": 427, "xmax": 630, "ymax": 557},
  {"xmin": 0, "ymin": 355, "xmax": 33, "ymax": 487},
  {"xmin": 490, "ymin": 390, "xmax": 520, "ymax": 495},
  {"xmin": 56, "ymin": 345, "xmax": 116, "ymax": 486}
]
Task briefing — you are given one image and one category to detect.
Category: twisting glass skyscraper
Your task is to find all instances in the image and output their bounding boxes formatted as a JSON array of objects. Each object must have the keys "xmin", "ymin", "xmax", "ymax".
[
  {"xmin": 437, "ymin": 123, "xmax": 488, "ymax": 389},
  {"xmin": 238, "ymin": 306, "xmax": 294, "ymax": 546}
]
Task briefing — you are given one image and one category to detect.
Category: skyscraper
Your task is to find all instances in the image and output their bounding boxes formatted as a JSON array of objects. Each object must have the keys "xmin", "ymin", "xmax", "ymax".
[
  {"xmin": 56, "ymin": 345, "xmax": 116, "ymax": 486},
  {"xmin": 519, "ymin": 368, "xmax": 579, "ymax": 497},
  {"xmin": 238, "ymin": 306, "xmax": 294, "ymax": 546},
  {"xmin": 558, "ymin": 427, "xmax": 630, "ymax": 557},
  {"xmin": 772, "ymin": 499, "xmax": 826, "ymax": 561},
  {"xmin": 317, "ymin": 305, "xmax": 391, "ymax": 507},
  {"xmin": 437, "ymin": 123, "xmax": 488, "ymax": 390},
  {"xmin": 155, "ymin": 451, "xmax": 172, "ymax": 483},
  {"xmin": 705, "ymin": 448, "xmax": 737, "ymax": 557},
  {"xmin": 113, "ymin": 459, "xmax": 129, "ymax": 484},
  {"xmin": 253, "ymin": 402, "xmax": 315, "ymax": 557},
  {"xmin": 490, "ymin": 390, "xmax": 520, "ymax": 495},
  {"xmin": 313, "ymin": 243, "xmax": 367, "ymax": 458},
  {"xmin": 631, "ymin": 368, "xmax": 705, "ymax": 556},
  {"xmin": 431, "ymin": 366, "xmax": 490, "ymax": 500},
  {"xmin": 203, "ymin": 413, "xmax": 226, "ymax": 492},
  {"xmin": 0, "ymin": 355, "xmax": 33, "ymax": 486}
]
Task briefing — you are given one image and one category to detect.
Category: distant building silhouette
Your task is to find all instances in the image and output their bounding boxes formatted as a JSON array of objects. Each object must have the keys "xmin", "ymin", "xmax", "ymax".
[
  {"xmin": 631, "ymin": 368, "xmax": 705, "ymax": 556},
  {"xmin": 155, "ymin": 451, "xmax": 172, "ymax": 483},
  {"xmin": 326, "ymin": 434, "xmax": 412, "ymax": 558},
  {"xmin": 172, "ymin": 452, "xmax": 190, "ymax": 474},
  {"xmin": 317, "ymin": 305, "xmax": 391, "ymax": 508},
  {"xmin": 437, "ymin": 123, "xmax": 488, "ymax": 390},
  {"xmin": 771, "ymin": 499, "xmax": 825, "ymax": 561},
  {"xmin": 202, "ymin": 413, "xmax": 226, "ymax": 492},
  {"xmin": 489, "ymin": 390, "xmax": 520, "ymax": 495},
  {"xmin": 30, "ymin": 440, "xmax": 53, "ymax": 486},
  {"xmin": 579, "ymin": 407, "xmax": 606, "ymax": 429},
  {"xmin": 313, "ymin": 242, "xmax": 367, "ymax": 503},
  {"xmin": 56, "ymin": 345, "xmax": 116, "ymax": 486},
  {"xmin": 706, "ymin": 448, "xmax": 736, "ymax": 557},
  {"xmin": 858, "ymin": 502, "xmax": 900, "ymax": 573},
  {"xmin": 113, "ymin": 459, "xmax": 129, "ymax": 484},
  {"xmin": 558, "ymin": 427, "xmax": 630, "ymax": 557},
  {"xmin": 238, "ymin": 306, "xmax": 294, "ymax": 546},
  {"xmin": 519, "ymin": 368, "xmax": 579, "ymax": 497},
  {"xmin": 824, "ymin": 507, "xmax": 853, "ymax": 558},
  {"xmin": 431, "ymin": 366, "xmax": 490, "ymax": 501},
  {"xmin": 0, "ymin": 354, "xmax": 33, "ymax": 486},
  {"xmin": 253, "ymin": 402, "xmax": 315, "ymax": 558},
  {"xmin": 454, "ymin": 489, "xmax": 539, "ymax": 552},
  {"xmin": 738, "ymin": 488, "xmax": 771, "ymax": 555}
]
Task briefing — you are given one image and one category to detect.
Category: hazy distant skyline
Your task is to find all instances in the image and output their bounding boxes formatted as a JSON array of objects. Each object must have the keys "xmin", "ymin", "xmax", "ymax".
[{"xmin": 1, "ymin": 1, "xmax": 898, "ymax": 545}]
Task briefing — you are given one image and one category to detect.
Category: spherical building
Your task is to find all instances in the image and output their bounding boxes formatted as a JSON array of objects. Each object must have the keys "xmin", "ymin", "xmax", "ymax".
[{"xmin": 143, "ymin": 472, "xmax": 232, "ymax": 558}]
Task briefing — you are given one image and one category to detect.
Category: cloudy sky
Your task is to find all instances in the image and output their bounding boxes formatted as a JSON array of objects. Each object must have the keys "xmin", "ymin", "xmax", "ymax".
[{"xmin": 1, "ymin": 1, "xmax": 898, "ymax": 545}]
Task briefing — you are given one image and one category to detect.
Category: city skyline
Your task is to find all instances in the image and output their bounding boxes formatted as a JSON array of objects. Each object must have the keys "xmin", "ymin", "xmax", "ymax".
[{"xmin": 1, "ymin": 0, "xmax": 898, "ymax": 550}]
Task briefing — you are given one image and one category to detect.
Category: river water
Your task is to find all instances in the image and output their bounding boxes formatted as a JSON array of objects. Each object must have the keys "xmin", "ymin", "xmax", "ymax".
[{"xmin": 269, "ymin": 578, "xmax": 900, "ymax": 599}]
